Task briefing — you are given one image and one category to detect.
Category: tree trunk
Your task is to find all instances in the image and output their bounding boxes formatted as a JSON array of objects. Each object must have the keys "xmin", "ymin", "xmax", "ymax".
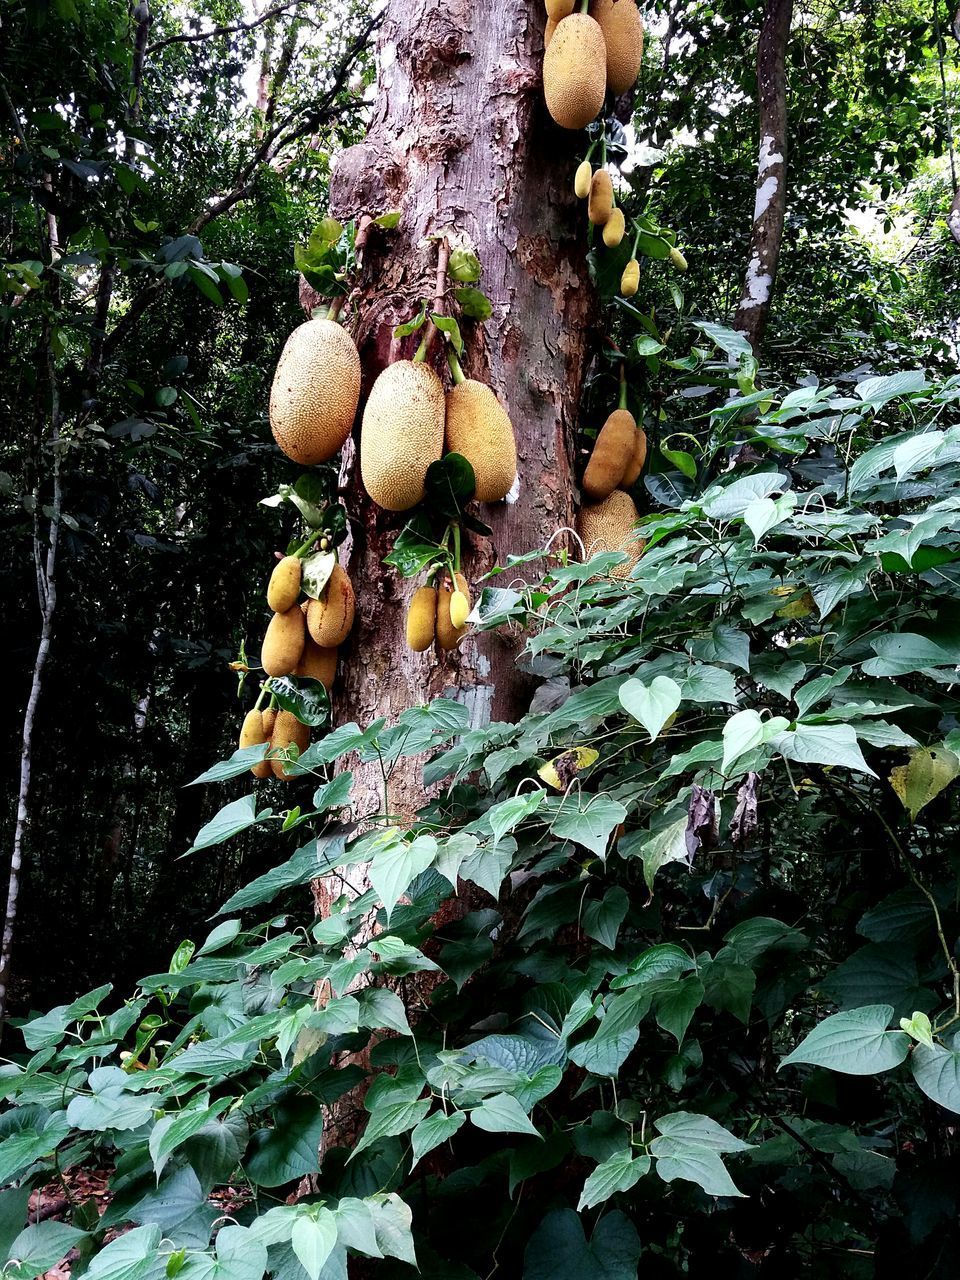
[
  {"xmin": 325, "ymin": 0, "xmax": 597, "ymax": 821},
  {"xmin": 732, "ymin": 0, "xmax": 793, "ymax": 351}
]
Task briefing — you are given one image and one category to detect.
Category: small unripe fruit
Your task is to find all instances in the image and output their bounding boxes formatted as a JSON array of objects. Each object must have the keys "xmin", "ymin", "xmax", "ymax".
[
  {"xmin": 588, "ymin": 170, "xmax": 613, "ymax": 225},
  {"xmin": 603, "ymin": 208, "xmax": 625, "ymax": 247},
  {"xmin": 670, "ymin": 246, "xmax": 688, "ymax": 272},
  {"xmin": 267, "ymin": 555, "xmax": 302, "ymax": 613},
  {"xmin": 620, "ymin": 258, "xmax": 640, "ymax": 296},
  {"xmin": 239, "ymin": 708, "xmax": 271, "ymax": 778},
  {"xmin": 449, "ymin": 590, "xmax": 470, "ymax": 630},
  {"xmin": 436, "ymin": 573, "xmax": 471, "ymax": 651},
  {"xmin": 574, "ymin": 159, "xmax": 592, "ymax": 199},
  {"xmin": 271, "ymin": 709, "xmax": 310, "ymax": 781},
  {"xmin": 261, "ymin": 605, "xmax": 306, "ymax": 677},
  {"xmin": 406, "ymin": 586, "xmax": 438, "ymax": 653},
  {"xmin": 306, "ymin": 564, "xmax": 355, "ymax": 647}
]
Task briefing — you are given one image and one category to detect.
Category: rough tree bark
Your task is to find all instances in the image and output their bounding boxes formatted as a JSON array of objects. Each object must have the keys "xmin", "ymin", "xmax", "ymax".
[
  {"xmin": 318, "ymin": 0, "xmax": 598, "ymax": 822},
  {"xmin": 732, "ymin": 0, "xmax": 793, "ymax": 351}
]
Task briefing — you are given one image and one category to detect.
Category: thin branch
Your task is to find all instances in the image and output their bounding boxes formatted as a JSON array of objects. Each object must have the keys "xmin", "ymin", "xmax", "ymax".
[{"xmin": 145, "ymin": 0, "xmax": 307, "ymax": 55}]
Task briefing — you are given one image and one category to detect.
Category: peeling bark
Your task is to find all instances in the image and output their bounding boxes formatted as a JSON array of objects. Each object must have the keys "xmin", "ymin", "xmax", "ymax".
[
  {"xmin": 321, "ymin": 0, "xmax": 598, "ymax": 820},
  {"xmin": 733, "ymin": 0, "xmax": 793, "ymax": 352}
]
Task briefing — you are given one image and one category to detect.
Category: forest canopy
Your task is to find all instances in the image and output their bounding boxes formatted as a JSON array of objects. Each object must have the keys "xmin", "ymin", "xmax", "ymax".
[{"xmin": 2, "ymin": 0, "xmax": 960, "ymax": 1276}]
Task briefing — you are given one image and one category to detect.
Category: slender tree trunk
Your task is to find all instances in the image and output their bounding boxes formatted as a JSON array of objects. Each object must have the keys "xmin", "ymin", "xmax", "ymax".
[
  {"xmin": 732, "ymin": 0, "xmax": 793, "ymax": 351},
  {"xmin": 0, "ymin": 339, "xmax": 61, "ymax": 1025},
  {"xmin": 324, "ymin": 0, "xmax": 597, "ymax": 822}
]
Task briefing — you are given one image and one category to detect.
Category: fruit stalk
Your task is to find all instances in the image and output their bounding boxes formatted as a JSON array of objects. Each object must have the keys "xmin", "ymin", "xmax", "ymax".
[{"xmin": 414, "ymin": 236, "xmax": 451, "ymax": 362}]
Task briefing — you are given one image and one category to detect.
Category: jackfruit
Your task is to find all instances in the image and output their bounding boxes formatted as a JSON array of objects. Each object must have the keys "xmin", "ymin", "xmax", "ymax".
[
  {"xmin": 361, "ymin": 360, "xmax": 445, "ymax": 511},
  {"xmin": 577, "ymin": 490, "xmax": 645, "ymax": 579},
  {"xmin": 574, "ymin": 159, "xmax": 593, "ymax": 199},
  {"xmin": 449, "ymin": 590, "xmax": 470, "ymax": 630},
  {"xmin": 588, "ymin": 169, "xmax": 613, "ymax": 225},
  {"xmin": 545, "ymin": 0, "xmax": 575, "ymax": 18},
  {"xmin": 261, "ymin": 605, "xmax": 306, "ymax": 677},
  {"xmin": 545, "ymin": 16, "xmax": 558, "ymax": 44},
  {"xmin": 620, "ymin": 258, "xmax": 640, "ymax": 296},
  {"xmin": 590, "ymin": 0, "xmax": 644, "ymax": 95},
  {"xmin": 296, "ymin": 638, "xmax": 337, "ymax": 689},
  {"xmin": 240, "ymin": 708, "xmax": 271, "ymax": 778},
  {"xmin": 262, "ymin": 707, "xmax": 277, "ymax": 736},
  {"xmin": 670, "ymin": 246, "xmax": 688, "ymax": 271},
  {"xmin": 269, "ymin": 318, "xmax": 361, "ymax": 465},
  {"xmin": 603, "ymin": 208, "xmax": 626, "ymax": 247},
  {"xmin": 406, "ymin": 586, "xmax": 438, "ymax": 652},
  {"xmin": 620, "ymin": 426, "xmax": 648, "ymax": 488},
  {"xmin": 582, "ymin": 409, "xmax": 637, "ymax": 500},
  {"xmin": 436, "ymin": 572, "xmax": 470, "ymax": 650},
  {"xmin": 444, "ymin": 380, "xmax": 518, "ymax": 503},
  {"xmin": 306, "ymin": 563, "xmax": 355, "ymax": 647},
  {"xmin": 271, "ymin": 709, "xmax": 310, "ymax": 781},
  {"xmin": 543, "ymin": 13, "xmax": 606, "ymax": 131},
  {"xmin": 267, "ymin": 555, "xmax": 302, "ymax": 613}
]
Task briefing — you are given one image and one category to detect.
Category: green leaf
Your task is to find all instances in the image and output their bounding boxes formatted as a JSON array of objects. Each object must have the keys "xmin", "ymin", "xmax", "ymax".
[
  {"xmin": 618, "ymin": 675, "xmax": 682, "ymax": 741},
  {"xmin": 447, "ymin": 247, "xmax": 481, "ymax": 283},
  {"xmin": 721, "ymin": 709, "xmax": 764, "ymax": 774},
  {"xmin": 66, "ymin": 1067, "xmax": 155, "ymax": 1132},
  {"xmin": 369, "ymin": 835, "xmax": 437, "ymax": 922},
  {"xmin": 522, "ymin": 1209, "xmax": 640, "ymax": 1280},
  {"xmin": 373, "ymin": 211, "xmax": 401, "ymax": 229},
  {"xmin": 5, "ymin": 1221, "xmax": 88, "ymax": 1280},
  {"xmin": 431, "ymin": 313, "xmax": 463, "ymax": 354},
  {"xmin": 188, "ymin": 266, "xmax": 224, "ymax": 306},
  {"xmin": 654, "ymin": 975, "xmax": 704, "ymax": 1045},
  {"xmin": 453, "ymin": 286, "xmax": 492, "ymax": 320},
  {"xmin": 189, "ymin": 795, "xmax": 262, "ymax": 852},
  {"xmin": 246, "ymin": 1097, "xmax": 324, "ymax": 1186},
  {"xmin": 577, "ymin": 1150, "xmax": 651, "ymax": 1211},
  {"xmin": 899, "ymin": 1011, "xmax": 935, "ymax": 1049},
  {"xmin": 652, "ymin": 1142, "xmax": 745, "ymax": 1197},
  {"xmin": 773, "ymin": 723, "xmax": 876, "ymax": 777},
  {"xmin": 410, "ymin": 1110, "xmax": 466, "ymax": 1168},
  {"xmin": 626, "ymin": 814, "xmax": 690, "ymax": 894},
  {"xmin": 268, "ymin": 677, "xmax": 330, "ymax": 731},
  {"xmin": 149, "ymin": 1098, "xmax": 233, "ymax": 1179},
  {"xmin": 350, "ymin": 1097, "xmax": 431, "ymax": 1161},
  {"xmin": 549, "ymin": 794, "xmax": 626, "ymax": 856},
  {"xmin": 424, "ymin": 452, "xmax": 475, "ymax": 514},
  {"xmin": 582, "ymin": 887, "xmax": 630, "ymax": 950},
  {"xmin": 470, "ymin": 1093, "xmax": 540, "ymax": 1138},
  {"xmin": 188, "ymin": 746, "xmax": 268, "ymax": 785},
  {"xmin": 291, "ymin": 1210, "xmax": 337, "ymax": 1280},
  {"xmin": 85, "ymin": 1225, "xmax": 162, "ymax": 1280},
  {"xmin": 911, "ymin": 1042, "xmax": 960, "ymax": 1113},
  {"xmin": 781, "ymin": 1004, "xmax": 910, "ymax": 1075},
  {"xmin": 889, "ymin": 746, "xmax": 960, "ymax": 819}
]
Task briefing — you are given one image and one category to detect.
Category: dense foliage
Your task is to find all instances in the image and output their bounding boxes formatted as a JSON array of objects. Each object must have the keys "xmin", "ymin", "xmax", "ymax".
[{"xmin": 4, "ymin": 347, "xmax": 960, "ymax": 1276}]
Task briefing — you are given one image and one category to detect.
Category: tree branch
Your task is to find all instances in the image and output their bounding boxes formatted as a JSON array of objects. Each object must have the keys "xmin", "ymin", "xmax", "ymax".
[{"xmin": 145, "ymin": 0, "xmax": 307, "ymax": 55}]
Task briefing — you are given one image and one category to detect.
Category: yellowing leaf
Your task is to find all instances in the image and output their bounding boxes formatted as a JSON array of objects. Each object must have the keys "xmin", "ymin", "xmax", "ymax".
[
  {"xmin": 776, "ymin": 592, "xmax": 815, "ymax": 619},
  {"xmin": 538, "ymin": 748, "xmax": 599, "ymax": 791},
  {"xmin": 889, "ymin": 746, "xmax": 960, "ymax": 820}
]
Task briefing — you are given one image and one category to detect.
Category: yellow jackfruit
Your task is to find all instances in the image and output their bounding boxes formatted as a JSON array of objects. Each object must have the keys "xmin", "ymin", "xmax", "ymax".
[
  {"xmin": 271, "ymin": 709, "xmax": 310, "ymax": 781},
  {"xmin": 449, "ymin": 590, "xmax": 470, "ymax": 630},
  {"xmin": 590, "ymin": 0, "xmax": 644, "ymax": 95},
  {"xmin": 574, "ymin": 159, "xmax": 593, "ymax": 199},
  {"xmin": 361, "ymin": 361, "xmax": 445, "ymax": 511},
  {"xmin": 240, "ymin": 708, "xmax": 271, "ymax": 778},
  {"xmin": 545, "ymin": 0, "xmax": 575, "ymax": 18},
  {"xmin": 619, "ymin": 426, "xmax": 648, "ymax": 488},
  {"xmin": 267, "ymin": 555, "xmax": 302, "ymax": 613},
  {"xmin": 545, "ymin": 16, "xmax": 557, "ymax": 44},
  {"xmin": 582, "ymin": 409, "xmax": 637, "ymax": 500},
  {"xmin": 588, "ymin": 169, "xmax": 613, "ymax": 225},
  {"xmin": 306, "ymin": 563, "xmax": 355, "ymax": 647},
  {"xmin": 296, "ymin": 638, "xmax": 337, "ymax": 689},
  {"xmin": 436, "ymin": 573, "xmax": 470, "ymax": 651},
  {"xmin": 543, "ymin": 13, "xmax": 606, "ymax": 131},
  {"xmin": 406, "ymin": 586, "xmax": 438, "ymax": 652},
  {"xmin": 261, "ymin": 605, "xmax": 306, "ymax": 677},
  {"xmin": 444, "ymin": 380, "xmax": 518, "ymax": 503},
  {"xmin": 269, "ymin": 318, "xmax": 361, "ymax": 465},
  {"xmin": 577, "ymin": 490, "xmax": 645, "ymax": 579},
  {"xmin": 620, "ymin": 427, "xmax": 648, "ymax": 488},
  {"xmin": 620, "ymin": 258, "xmax": 640, "ymax": 296},
  {"xmin": 603, "ymin": 208, "xmax": 626, "ymax": 247}
]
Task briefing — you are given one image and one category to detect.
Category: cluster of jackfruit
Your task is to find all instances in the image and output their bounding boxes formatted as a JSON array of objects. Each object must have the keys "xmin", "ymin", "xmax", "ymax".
[
  {"xmin": 405, "ymin": 572, "xmax": 471, "ymax": 654},
  {"xmin": 241, "ymin": 554, "xmax": 356, "ymax": 779},
  {"xmin": 360, "ymin": 358, "xmax": 517, "ymax": 511},
  {"xmin": 576, "ymin": 397, "xmax": 648, "ymax": 577},
  {"xmin": 543, "ymin": 0, "xmax": 644, "ymax": 131}
]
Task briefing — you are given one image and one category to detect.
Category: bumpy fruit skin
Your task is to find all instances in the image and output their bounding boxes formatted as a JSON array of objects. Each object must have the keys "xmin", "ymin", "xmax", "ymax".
[
  {"xmin": 444, "ymin": 380, "xmax": 518, "ymax": 503},
  {"xmin": 296, "ymin": 638, "xmax": 337, "ymax": 689},
  {"xmin": 588, "ymin": 169, "xmax": 614, "ymax": 225},
  {"xmin": 619, "ymin": 426, "xmax": 648, "ymax": 488},
  {"xmin": 543, "ymin": 13, "xmax": 606, "ymax": 130},
  {"xmin": 306, "ymin": 563, "xmax": 355, "ymax": 647},
  {"xmin": 406, "ymin": 586, "xmax": 438, "ymax": 652},
  {"xmin": 269, "ymin": 319, "xmax": 361, "ymax": 465},
  {"xmin": 545, "ymin": 0, "xmax": 575, "ymax": 18},
  {"xmin": 262, "ymin": 708, "xmax": 277, "ymax": 736},
  {"xmin": 577, "ymin": 490, "xmax": 645, "ymax": 579},
  {"xmin": 267, "ymin": 555, "xmax": 302, "ymax": 613},
  {"xmin": 590, "ymin": 0, "xmax": 644, "ymax": 94},
  {"xmin": 574, "ymin": 159, "xmax": 593, "ymax": 199},
  {"xmin": 261, "ymin": 605, "xmax": 306, "ymax": 677},
  {"xmin": 270, "ymin": 709, "xmax": 310, "ymax": 781},
  {"xmin": 582, "ymin": 409, "xmax": 638, "ymax": 500},
  {"xmin": 361, "ymin": 361, "xmax": 445, "ymax": 511},
  {"xmin": 620, "ymin": 258, "xmax": 640, "ymax": 296},
  {"xmin": 436, "ymin": 573, "xmax": 470, "ymax": 650},
  {"xmin": 603, "ymin": 208, "xmax": 626, "ymax": 247},
  {"xmin": 240, "ymin": 708, "xmax": 271, "ymax": 778}
]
